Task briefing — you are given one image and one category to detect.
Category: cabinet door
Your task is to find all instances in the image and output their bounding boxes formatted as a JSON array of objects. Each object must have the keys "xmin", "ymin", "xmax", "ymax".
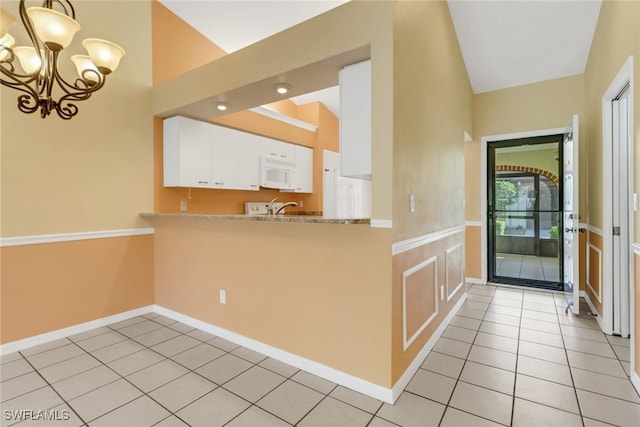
[
  {"xmin": 260, "ymin": 136, "xmax": 296, "ymax": 162},
  {"xmin": 163, "ymin": 116, "xmax": 212, "ymax": 187},
  {"xmin": 339, "ymin": 59, "xmax": 371, "ymax": 180},
  {"xmin": 292, "ymin": 145, "xmax": 313, "ymax": 193},
  {"xmin": 211, "ymin": 125, "xmax": 260, "ymax": 191}
]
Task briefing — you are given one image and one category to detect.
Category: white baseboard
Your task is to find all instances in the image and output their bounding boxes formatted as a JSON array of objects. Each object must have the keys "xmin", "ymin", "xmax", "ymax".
[
  {"xmin": 1, "ymin": 298, "xmax": 469, "ymax": 405},
  {"xmin": 0, "ymin": 306, "xmax": 154, "ymax": 356},
  {"xmin": 153, "ymin": 305, "xmax": 395, "ymax": 403},
  {"xmin": 631, "ymin": 371, "xmax": 640, "ymax": 395},
  {"xmin": 465, "ymin": 277, "xmax": 484, "ymax": 285},
  {"xmin": 390, "ymin": 292, "xmax": 468, "ymax": 401},
  {"xmin": 581, "ymin": 291, "xmax": 607, "ymax": 333}
]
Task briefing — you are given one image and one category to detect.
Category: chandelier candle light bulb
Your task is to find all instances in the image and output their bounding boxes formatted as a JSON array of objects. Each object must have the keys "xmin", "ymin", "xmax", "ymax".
[{"xmin": 0, "ymin": 0, "xmax": 125, "ymax": 119}]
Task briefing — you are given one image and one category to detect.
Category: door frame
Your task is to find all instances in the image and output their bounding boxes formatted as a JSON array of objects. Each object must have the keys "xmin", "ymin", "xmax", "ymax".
[
  {"xmin": 601, "ymin": 56, "xmax": 634, "ymax": 340},
  {"xmin": 481, "ymin": 127, "xmax": 568, "ymax": 284}
]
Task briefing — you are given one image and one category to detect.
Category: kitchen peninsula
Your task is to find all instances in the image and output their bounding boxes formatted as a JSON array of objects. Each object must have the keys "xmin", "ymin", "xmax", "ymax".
[{"xmin": 141, "ymin": 212, "xmax": 370, "ymax": 225}]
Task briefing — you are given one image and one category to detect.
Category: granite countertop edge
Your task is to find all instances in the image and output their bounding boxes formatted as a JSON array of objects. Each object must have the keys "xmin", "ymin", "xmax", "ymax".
[{"xmin": 140, "ymin": 212, "xmax": 370, "ymax": 225}]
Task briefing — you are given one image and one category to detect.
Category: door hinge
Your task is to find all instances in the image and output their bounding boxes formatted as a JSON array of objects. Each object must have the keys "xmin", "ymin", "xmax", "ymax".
[{"xmin": 613, "ymin": 226, "xmax": 620, "ymax": 236}]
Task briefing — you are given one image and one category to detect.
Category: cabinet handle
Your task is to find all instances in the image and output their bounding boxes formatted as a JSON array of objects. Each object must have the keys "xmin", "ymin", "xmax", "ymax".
[
  {"xmin": 214, "ymin": 182, "xmax": 224, "ymax": 185},
  {"xmin": 198, "ymin": 181, "xmax": 208, "ymax": 184},
  {"xmin": 270, "ymin": 152, "xmax": 277, "ymax": 156},
  {"xmin": 250, "ymin": 184, "xmax": 258, "ymax": 187}
]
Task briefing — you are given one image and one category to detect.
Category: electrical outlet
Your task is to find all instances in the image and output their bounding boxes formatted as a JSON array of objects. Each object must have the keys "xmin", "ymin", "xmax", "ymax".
[
  {"xmin": 219, "ymin": 290, "xmax": 226, "ymax": 304},
  {"xmin": 440, "ymin": 285, "xmax": 444, "ymax": 301},
  {"xmin": 180, "ymin": 200, "xmax": 188, "ymax": 211},
  {"xmin": 410, "ymin": 194, "xmax": 416, "ymax": 213},
  {"xmin": 298, "ymin": 200, "xmax": 304, "ymax": 208}
]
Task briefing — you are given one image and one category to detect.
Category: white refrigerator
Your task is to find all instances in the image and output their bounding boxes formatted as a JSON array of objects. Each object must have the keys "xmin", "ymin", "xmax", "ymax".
[{"xmin": 323, "ymin": 150, "xmax": 371, "ymax": 219}]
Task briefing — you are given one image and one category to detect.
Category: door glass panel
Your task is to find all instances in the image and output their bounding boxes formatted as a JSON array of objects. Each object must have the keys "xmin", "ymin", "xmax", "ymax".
[{"xmin": 488, "ymin": 138, "xmax": 563, "ymax": 290}]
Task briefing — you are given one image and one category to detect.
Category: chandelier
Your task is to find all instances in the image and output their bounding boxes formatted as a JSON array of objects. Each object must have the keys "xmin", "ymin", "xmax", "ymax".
[{"xmin": 0, "ymin": 0, "xmax": 125, "ymax": 119}]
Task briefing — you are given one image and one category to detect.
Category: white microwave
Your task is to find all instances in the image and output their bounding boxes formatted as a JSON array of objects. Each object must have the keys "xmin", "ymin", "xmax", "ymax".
[{"xmin": 260, "ymin": 156, "xmax": 295, "ymax": 190}]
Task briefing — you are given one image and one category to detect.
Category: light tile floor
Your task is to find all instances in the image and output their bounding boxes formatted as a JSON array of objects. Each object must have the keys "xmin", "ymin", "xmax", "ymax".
[
  {"xmin": 496, "ymin": 253, "xmax": 560, "ymax": 282},
  {"xmin": 1, "ymin": 284, "xmax": 639, "ymax": 426}
]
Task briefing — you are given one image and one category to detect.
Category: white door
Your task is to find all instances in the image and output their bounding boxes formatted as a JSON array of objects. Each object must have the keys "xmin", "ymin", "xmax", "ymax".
[
  {"xmin": 612, "ymin": 84, "xmax": 631, "ymax": 336},
  {"xmin": 563, "ymin": 114, "xmax": 580, "ymax": 314}
]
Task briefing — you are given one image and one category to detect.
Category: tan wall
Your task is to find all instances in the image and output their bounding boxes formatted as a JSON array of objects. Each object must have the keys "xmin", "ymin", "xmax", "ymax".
[
  {"xmin": 468, "ymin": 75, "xmax": 585, "ymax": 223},
  {"xmin": 1, "ymin": 0, "xmax": 153, "ymax": 237},
  {"xmin": 392, "ymin": 0, "xmax": 473, "ymax": 242},
  {"xmin": 0, "ymin": 235, "xmax": 154, "ymax": 343},
  {"xmin": 0, "ymin": 1, "xmax": 155, "ymax": 343},
  {"xmin": 583, "ymin": 0, "xmax": 639, "ymax": 377},
  {"xmin": 153, "ymin": 217, "xmax": 393, "ymax": 387},
  {"xmin": 390, "ymin": 0, "xmax": 472, "ymax": 381},
  {"xmin": 583, "ymin": 0, "xmax": 639, "ymax": 233}
]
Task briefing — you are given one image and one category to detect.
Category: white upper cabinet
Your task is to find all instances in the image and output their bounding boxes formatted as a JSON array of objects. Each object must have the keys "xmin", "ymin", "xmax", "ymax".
[
  {"xmin": 339, "ymin": 59, "xmax": 371, "ymax": 180},
  {"xmin": 211, "ymin": 126, "xmax": 260, "ymax": 191},
  {"xmin": 260, "ymin": 136, "xmax": 296, "ymax": 162},
  {"xmin": 292, "ymin": 145, "xmax": 313, "ymax": 193},
  {"xmin": 163, "ymin": 116, "xmax": 212, "ymax": 188},
  {"xmin": 163, "ymin": 116, "xmax": 313, "ymax": 193}
]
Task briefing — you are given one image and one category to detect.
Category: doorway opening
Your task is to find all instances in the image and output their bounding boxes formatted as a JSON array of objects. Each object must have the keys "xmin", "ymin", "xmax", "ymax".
[{"xmin": 487, "ymin": 135, "xmax": 564, "ymax": 291}]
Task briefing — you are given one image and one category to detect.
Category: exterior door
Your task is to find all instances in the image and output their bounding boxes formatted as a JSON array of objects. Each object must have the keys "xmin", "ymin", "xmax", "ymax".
[{"xmin": 563, "ymin": 114, "xmax": 580, "ymax": 314}]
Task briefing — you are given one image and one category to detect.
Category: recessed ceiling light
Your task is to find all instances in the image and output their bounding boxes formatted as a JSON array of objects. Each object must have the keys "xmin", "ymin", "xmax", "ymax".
[
  {"xmin": 215, "ymin": 102, "xmax": 229, "ymax": 111},
  {"xmin": 275, "ymin": 83, "xmax": 291, "ymax": 95}
]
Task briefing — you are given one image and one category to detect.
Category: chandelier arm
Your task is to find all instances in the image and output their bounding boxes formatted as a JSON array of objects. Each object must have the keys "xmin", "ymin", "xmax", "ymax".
[{"xmin": 19, "ymin": 0, "xmax": 44, "ymax": 55}]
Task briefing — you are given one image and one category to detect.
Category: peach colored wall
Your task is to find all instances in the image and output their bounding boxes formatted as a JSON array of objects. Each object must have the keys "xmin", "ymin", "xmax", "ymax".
[
  {"xmin": 392, "ymin": 231, "xmax": 465, "ymax": 383},
  {"xmin": 465, "ymin": 226, "xmax": 482, "ymax": 279},
  {"xmin": 0, "ymin": 235, "xmax": 154, "ymax": 343},
  {"xmin": 153, "ymin": 217, "xmax": 392, "ymax": 387},
  {"xmin": 152, "ymin": 0, "xmax": 226, "ymax": 85}
]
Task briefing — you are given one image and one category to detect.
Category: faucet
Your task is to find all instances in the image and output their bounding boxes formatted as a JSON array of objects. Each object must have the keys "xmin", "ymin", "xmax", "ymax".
[
  {"xmin": 266, "ymin": 198, "xmax": 278, "ymax": 215},
  {"xmin": 275, "ymin": 201, "xmax": 298, "ymax": 215}
]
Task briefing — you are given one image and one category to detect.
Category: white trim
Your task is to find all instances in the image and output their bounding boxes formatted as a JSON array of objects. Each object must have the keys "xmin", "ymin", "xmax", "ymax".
[
  {"xmin": 446, "ymin": 243, "xmax": 464, "ymax": 302},
  {"xmin": 249, "ymin": 107, "xmax": 318, "ymax": 132},
  {"xmin": 465, "ymin": 277, "xmax": 484, "ymax": 285},
  {"xmin": 370, "ymin": 219, "xmax": 392, "ymax": 229},
  {"xmin": 465, "ymin": 221, "xmax": 482, "ymax": 227},
  {"xmin": 582, "ymin": 290, "xmax": 607, "ymax": 333},
  {"xmin": 153, "ymin": 305, "xmax": 394, "ymax": 403},
  {"xmin": 631, "ymin": 371, "xmax": 640, "ymax": 396},
  {"xmin": 586, "ymin": 243, "xmax": 603, "ymax": 303},
  {"xmin": 631, "ymin": 242, "xmax": 640, "ymax": 254},
  {"xmin": 601, "ymin": 55, "xmax": 634, "ymax": 342},
  {"xmin": 0, "ymin": 306, "xmax": 154, "ymax": 356},
  {"xmin": 587, "ymin": 224, "xmax": 604, "ymax": 236},
  {"xmin": 391, "ymin": 292, "xmax": 467, "ymax": 402},
  {"xmin": 392, "ymin": 225, "xmax": 465, "ymax": 256},
  {"xmin": 402, "ymin": 256, "xmax": 439, "ymax": 351},
  {"xmin": 480, "ymin": 126, "xmax": 567, "ymax": 284},
  {"xmin": 0, "ymin": 228, "xmax": 155, "ymax": 247}
]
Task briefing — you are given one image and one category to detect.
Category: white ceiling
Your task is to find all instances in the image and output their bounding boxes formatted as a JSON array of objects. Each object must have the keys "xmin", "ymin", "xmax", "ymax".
[
  {"xmin": 159, "ymin": 0, "xmax": 603, "ymax": 113},
  {"xmin": 447, "ymin": 0, "xmax": 602, "ymax": 93}
]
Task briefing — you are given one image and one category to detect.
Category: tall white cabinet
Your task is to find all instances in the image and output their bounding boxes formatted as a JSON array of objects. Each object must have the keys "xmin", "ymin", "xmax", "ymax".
[
  {"xmin": 339, "ymin": 59, "xmax": 371, "ymax": 180},
  {"xmin": 163, "ymin": 116, "xmax": 212, "ymax": 188}
]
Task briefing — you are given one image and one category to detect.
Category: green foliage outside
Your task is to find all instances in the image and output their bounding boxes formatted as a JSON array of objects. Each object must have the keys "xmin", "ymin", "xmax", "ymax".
[
  {"xmin": 496, "ymin": 220, "xmax": 505, "ymax": 235},
  {"xmin": 495, "ymin": 180, "xmax": 517, "ymax": 210},
  {"xmin": 548, "ymin": 225, "xmax": 558, "ymax": 239}
]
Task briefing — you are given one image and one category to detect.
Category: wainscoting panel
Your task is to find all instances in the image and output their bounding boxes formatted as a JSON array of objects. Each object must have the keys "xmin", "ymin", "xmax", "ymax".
[
  {"xmin": 446, "ymin": 243, "xmax": 464, "ymax": 301},
  {"xmin": 402, "ymin": 256, "xmax": 438, "ymax": 350}
]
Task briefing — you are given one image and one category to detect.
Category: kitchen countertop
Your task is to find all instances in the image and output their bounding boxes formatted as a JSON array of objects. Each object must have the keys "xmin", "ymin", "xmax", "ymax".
[{"xmin": 140, "ymin": 212, "xmax": 371, "ymax": 225}]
